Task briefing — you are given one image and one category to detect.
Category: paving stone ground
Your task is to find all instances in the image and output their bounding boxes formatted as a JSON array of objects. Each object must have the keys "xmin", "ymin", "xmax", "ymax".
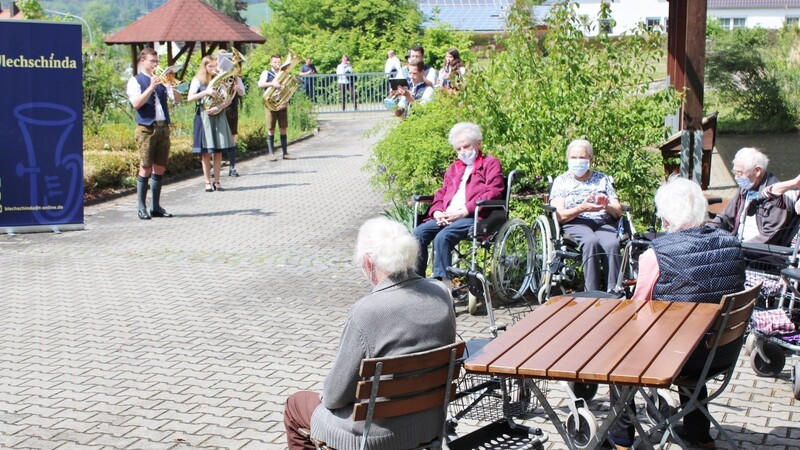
[{"xmin": 0, "ymin": 113, "xmax": 798, "ymax": 450}]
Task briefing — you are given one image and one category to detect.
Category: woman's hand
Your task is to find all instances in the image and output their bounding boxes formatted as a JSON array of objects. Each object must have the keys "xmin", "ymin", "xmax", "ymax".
[
  {"xmin": 434, "ymin": 209, "xmax": 468, "ymax": 226},
  {"xmin": 580, "ymin": 194, "xmax": 606, "ymax": 213},
  {"xmin": 206, "ymin": 106, "xmax": 221, "ymax": 115},
  {"xmin": 205, "ymin": 87, "xmax": 218, "ymax": 98}
]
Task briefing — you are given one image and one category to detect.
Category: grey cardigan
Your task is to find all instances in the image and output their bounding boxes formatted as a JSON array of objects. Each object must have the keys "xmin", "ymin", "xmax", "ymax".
[{"xmin": 310, "ymin": 273, "xmax": 457, "ymax": 450}]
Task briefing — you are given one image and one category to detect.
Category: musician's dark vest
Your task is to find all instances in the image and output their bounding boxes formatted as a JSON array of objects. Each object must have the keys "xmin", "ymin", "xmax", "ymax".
[
  {"xmin": 651, "ymin": 226, "xmax": 745, "ymax": 368},
  {"xmin": 134, "ymin": 73, "xmax": 170, "ymax": 126},
  {"xmin": 410, "ymin": 81, "xmax": 428, "ymax": 101}
]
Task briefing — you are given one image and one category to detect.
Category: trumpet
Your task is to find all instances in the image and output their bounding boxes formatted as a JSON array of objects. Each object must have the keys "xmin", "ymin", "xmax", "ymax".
[{"xmin": 154, "ymin": 64, "xmax": 183, "ymax": 88}]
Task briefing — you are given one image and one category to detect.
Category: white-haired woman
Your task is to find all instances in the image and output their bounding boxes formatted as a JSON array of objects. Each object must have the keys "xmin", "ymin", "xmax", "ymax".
[
  {"xmin": 413, "ymin": 122, "xmax": 504, "ymax": 287},
  {"xmin": 609, "ymin": 177, "xmax": 745, "ymax": 450},
  {"xmin": 550, "ymin": 139, "xmax": 622, "ymax": 292},
  {"xmin": 284, "ymin": 216, "xmax": 456, "ymax": 450}
]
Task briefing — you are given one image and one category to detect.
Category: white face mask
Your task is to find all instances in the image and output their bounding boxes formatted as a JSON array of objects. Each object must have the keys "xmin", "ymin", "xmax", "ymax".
[
  {"xmin": 459, "ymin": 150, "xmax": 477, "ymax": 166},
  {"xmin": 568, "ymin": 159, "xmax": 590, "ymax": 177}
]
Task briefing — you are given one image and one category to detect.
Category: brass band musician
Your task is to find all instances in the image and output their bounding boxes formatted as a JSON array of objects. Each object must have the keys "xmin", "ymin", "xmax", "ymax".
[{"xmin": 257, "ymin": 54, "xmax": 295, "ymax": 161}]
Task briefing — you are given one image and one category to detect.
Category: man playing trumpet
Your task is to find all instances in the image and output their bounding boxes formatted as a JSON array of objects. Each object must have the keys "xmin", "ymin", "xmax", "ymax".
[
  {"xmin": 257, "ymin": 54, "xmax": 294, "ymax": 161},
  {"xmin": 126, "ymin": 47, "xmax": 182, "ymax": 220}
]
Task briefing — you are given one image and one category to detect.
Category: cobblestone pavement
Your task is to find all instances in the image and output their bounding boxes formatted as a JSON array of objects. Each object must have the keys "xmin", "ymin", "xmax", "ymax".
[{"xmin": 1, "ymin": 114, "xmax": 798, "ymax": 449}]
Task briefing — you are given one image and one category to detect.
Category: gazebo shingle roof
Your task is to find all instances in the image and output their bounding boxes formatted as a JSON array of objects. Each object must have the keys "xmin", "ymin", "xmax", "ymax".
[{"xmin": 105, "ymin": 0, "xmax": 264, "ymax": 44}]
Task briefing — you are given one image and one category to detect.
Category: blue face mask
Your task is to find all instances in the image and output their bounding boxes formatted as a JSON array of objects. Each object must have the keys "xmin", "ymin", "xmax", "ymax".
[
  {"xmin": 736, "ymin": 176, "xmax": 754, "ymax": 191},
  {"xmin": 568, "ymin": 159, "xmax": 590, "ymax": 178},
  {"xmin": 459, "ymin": 150, "xmax": 477, "ymax": 166}
]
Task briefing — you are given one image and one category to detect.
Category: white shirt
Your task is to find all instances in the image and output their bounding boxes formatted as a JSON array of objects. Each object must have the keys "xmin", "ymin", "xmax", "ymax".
[
  {"xmin": 126, "ymin": 74, "xmax": 175, "ymax": 121},
  {"xmin": 446, "ymin": 166, "xmax": 473, "ymax": 213},
  {"xmin": 397, "ymin": 82, "xmax": 434, "ymax": 110},
  {"xmin": 384, "ymin": 56, "xmax": 402, "ymax": 75},
  {"xmin": 336, "ymin": 63, "xmax": 353, "ymax": 84}
]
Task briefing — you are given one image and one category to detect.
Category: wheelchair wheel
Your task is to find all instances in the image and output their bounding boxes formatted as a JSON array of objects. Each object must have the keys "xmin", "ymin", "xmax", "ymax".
[
  {"xmin": 750, "ymin": 341, "xmax": 786, "ymax": 377},
  {"xmin": 643, "ymin": 389, "xmax": 678, "ymax": 426},
  {"xmin": 530, "ymin": 216, "xmax": 554, "ymax": 299},
  {"xmin": 567, "ymin": 382, "xmax": 598, "ymax": 403},
  {"xmin": 491, "ymin": 219, "xmax": 534, "ymax": 304},
  {"xmin": 793, "ymin": 363, "xmax": 800, "ymax": 400},
  {"xmin": 467, "ymin": 293, "xmax": 479, "ymax": 315},
  {"xmin": 566, "ymin": 407, "xmax": 598, "ymax": 449}
]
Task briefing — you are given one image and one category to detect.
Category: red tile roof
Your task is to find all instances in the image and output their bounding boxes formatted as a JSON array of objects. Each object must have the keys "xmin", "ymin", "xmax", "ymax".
[{"xmin": 105, "ymin": 0, "xmax": 264, "ymax": 44}]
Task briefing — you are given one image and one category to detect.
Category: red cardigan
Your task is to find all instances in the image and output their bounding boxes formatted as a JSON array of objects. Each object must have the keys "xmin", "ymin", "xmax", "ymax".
[{"xmin": 426, "ymin": 153, "xmax": 504, "ymax": 221}]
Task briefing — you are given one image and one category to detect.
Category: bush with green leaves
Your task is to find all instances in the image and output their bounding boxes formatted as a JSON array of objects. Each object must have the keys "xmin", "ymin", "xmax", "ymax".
[
  {"xmin": 706, "ymin": 25, "xmax": 800, "ymax": 131},
  {"xmin": 368, "ymin": 1, "xmax": 679, "ymax": 224}
]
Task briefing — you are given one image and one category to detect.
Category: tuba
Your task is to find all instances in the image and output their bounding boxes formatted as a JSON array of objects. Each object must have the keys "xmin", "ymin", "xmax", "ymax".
[
  {"xmin": 262, "ymin": 50, "xmax": 302, "ymax": 111},
  {"xmin": 202, "ymin": 52, "xmax": 240, "ymax": 113}
]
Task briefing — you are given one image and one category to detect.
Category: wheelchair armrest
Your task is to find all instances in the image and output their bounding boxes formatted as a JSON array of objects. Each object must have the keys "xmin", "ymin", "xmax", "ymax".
[
  {"xmin": 413, "ymin": 195, "xmax": 434, "ymax": 203},
  {"xmin": 475, "ymin": 199, "xmax": 506, "ymax": 208},
  {"xmin": 781, "ymin": 267, "xmax": 800, "ymax": 282},
  {"xmin": 621, "ymin": 205, "xmax": 630, "ymax": 212},
  {"xmin": 543, "ymin": 204, "xmax": 557, "ymax": 214},
  {"xmin": 706, "ymin": 197, "xmax": 722, "ymax": 206},
  {"xmin": 741, "ymin": 242, "xmax": 795, "ymax": 257}
]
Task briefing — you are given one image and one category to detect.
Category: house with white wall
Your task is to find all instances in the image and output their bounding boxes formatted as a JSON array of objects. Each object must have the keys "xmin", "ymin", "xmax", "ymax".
[
  {"xmin": 532, "ymin": 0, "xmax": 800, "ymax": 36},
  {"xmin": 708, "ymin": 0, "xmax": 800, "ymax": 30}
]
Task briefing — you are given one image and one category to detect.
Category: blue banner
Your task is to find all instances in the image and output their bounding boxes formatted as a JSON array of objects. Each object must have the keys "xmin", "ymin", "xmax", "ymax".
[{"xmin": 0, "ymin": 20, "xmax": 84, "ymax": 232}]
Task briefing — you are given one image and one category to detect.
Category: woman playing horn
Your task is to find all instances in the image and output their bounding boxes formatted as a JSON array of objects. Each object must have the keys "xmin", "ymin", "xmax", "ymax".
[{"xmin": 187, "ymin": 56, "xmax": 237, "ymax": 192}]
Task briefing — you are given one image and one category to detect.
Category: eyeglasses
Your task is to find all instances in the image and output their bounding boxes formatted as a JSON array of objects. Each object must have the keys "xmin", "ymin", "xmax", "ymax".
[{"xmin": 731, "ymin": 169, "xmax": 751, "ymax": 177}]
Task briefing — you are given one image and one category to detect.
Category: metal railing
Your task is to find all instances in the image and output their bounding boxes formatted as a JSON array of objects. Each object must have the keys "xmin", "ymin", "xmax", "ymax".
[{"xmin": 295, "ymin": 72, "xmax": 394, "ymax": 114}]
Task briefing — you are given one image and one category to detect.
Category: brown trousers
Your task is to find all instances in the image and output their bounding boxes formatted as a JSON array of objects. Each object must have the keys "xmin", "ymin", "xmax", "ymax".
[{"xmin": 285, "ymin": 391, "xmax": 322, "ymax": 450}]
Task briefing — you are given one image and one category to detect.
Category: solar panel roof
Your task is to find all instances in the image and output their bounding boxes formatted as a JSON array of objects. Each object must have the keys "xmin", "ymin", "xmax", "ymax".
[{"xmin": 422, "ymin": 4, "xmax": 509, "ymax": 31}]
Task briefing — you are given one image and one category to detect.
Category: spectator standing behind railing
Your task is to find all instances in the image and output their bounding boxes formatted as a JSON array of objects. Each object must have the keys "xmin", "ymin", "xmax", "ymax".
[
  {"xmin": 405, "ymin": 44, "xmax": 437, "ymax": 87},
  {"xmin": 384, "ymin": 49, "xmax": 402, "ymax": 78},
  {"xmin": 283, "ymin": 216, "xmax": 456, "ymax": 450},
  {"xmin": 299, "ymin": 56, "xmax": 317, "ymax": 102},
  {"xmin": 609, "ymin": 177, "xmax": 745, "ymax": 450},
  {"xmin": 336, "ymin": 55, "xmax": 357, "ymax": 111},
  {"xmin": 435, "ymin": 48, "xmax": 466, "ymax": 90},
  {"xmin": 393, "ymin": 61, "xmax": 434, "ymax": 118}
]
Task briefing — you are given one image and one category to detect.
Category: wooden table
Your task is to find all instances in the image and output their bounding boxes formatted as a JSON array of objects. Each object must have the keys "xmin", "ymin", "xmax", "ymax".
[{"xmin": 464, "ymin": 295, "xmax": 720, "ymax": 449}]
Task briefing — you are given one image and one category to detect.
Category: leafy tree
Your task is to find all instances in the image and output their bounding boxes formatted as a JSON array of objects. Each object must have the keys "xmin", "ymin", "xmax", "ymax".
[
  {"xmin": 205, "ymin": 0, "xmax": 247, "ymax": 24},
  {"xmin": 17, "ymin": 0, "xmax": 46, "ymax": 19},
  {"xmin": 259, "ymin": 0, "xmax": 470, "ymax": 74},
  {"xmin": 368, "ymin": 1, "xmax": 680, "ymax": 222},
  {"xmin": 706, "ymin": 26, "xmax": 799, "ymax": 129}
]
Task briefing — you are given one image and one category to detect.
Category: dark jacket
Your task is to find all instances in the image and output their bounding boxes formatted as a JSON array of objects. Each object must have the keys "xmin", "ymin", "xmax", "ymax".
[
  {"xmin": 708, "ymin": 171, "xmax": 789, "ymax": 245},
  {"xmin": 652, "ymin": 226, "xmax": 745, "ymax": 369}
]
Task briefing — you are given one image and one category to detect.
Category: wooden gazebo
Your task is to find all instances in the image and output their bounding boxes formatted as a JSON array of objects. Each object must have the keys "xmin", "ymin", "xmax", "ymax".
[{"xmin": 104, "ymin": 0, "xmax": 265, "ymax": 79}]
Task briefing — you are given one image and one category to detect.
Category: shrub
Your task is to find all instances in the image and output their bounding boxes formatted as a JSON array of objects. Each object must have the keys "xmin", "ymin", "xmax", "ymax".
[
  {"xmin": 706, "ymin": 26, "xmax": 799, "ymax": 130},
  {"xmin": 368, "ymin": 1, "xmax": 680, "ymax": 223}
]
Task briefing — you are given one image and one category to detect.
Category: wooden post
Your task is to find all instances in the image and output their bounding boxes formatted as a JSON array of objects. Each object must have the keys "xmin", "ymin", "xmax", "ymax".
[{"xmin": 683, "ymin": 0, "xmax": 707, "ymax": 132}]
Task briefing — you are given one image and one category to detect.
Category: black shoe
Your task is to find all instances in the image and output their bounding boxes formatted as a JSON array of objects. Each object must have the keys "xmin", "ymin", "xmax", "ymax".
[
  {"xmin": 138, "ymin": 209, "xmax": 151, "ymax": 220},
  {"xmin": 150, "ymin": 207, "xmax": 173, "ymax": 218},
  {"xmin": 229, "ymin": 167, "xmax": 239, "ymax": 177}
]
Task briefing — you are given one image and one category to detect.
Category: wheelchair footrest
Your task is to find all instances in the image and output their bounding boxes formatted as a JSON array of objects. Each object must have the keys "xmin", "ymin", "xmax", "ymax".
[{"xmin": 448, "ymin": 420, "xmax": 547, "ymax": 450}]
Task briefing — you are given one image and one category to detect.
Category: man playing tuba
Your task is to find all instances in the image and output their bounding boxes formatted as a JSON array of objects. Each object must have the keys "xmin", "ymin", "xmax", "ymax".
[{"xmin": 257, "ymin": 54, "xmax": 295, "ymax": 161}]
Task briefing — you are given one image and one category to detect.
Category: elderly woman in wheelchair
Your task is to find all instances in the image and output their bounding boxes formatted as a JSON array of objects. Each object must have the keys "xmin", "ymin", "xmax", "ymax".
[
  {"xmin": 549, "ymin": 139, "xmax": 623, "ymax": 292},
  {"xmin": 412, "ymin": 122, "xmax": 504, "ymax": 291},
  {"xmin": 608, "ymin": 177, "xmax": 746, "ymax": 450}
]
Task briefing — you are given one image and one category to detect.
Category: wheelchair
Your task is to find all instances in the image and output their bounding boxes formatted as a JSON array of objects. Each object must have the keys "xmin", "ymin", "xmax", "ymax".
[
  {"xmin": 527, "ymin": 196, "xmax": 638, "ymax": 304},
  {"xmin": 412, "ymin": 170, "xmax": 535, "ymax": 314}
]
